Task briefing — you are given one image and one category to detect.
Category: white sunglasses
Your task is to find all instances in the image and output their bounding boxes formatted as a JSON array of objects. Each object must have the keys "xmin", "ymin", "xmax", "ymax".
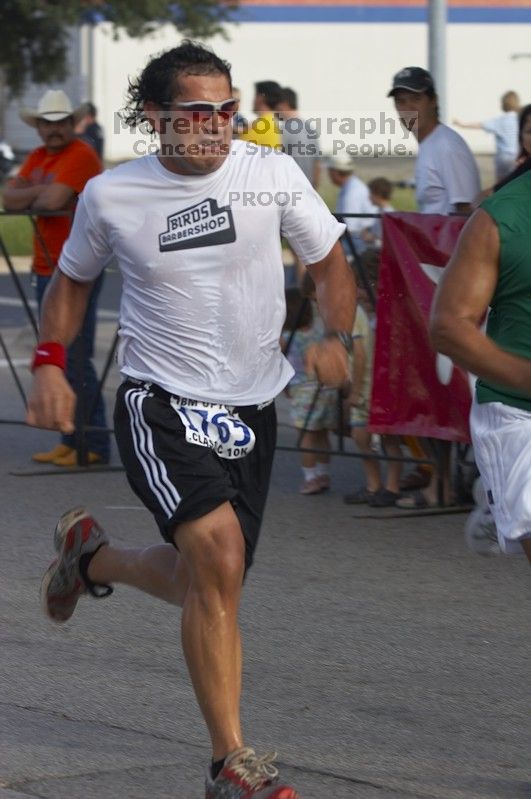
[{"xmin": 164, "ymin": 98, "xmax": 238, "ymax": 117}]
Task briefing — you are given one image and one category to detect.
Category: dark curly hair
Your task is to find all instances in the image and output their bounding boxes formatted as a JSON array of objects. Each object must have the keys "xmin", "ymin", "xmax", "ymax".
[{"xmin": 122, "ymin": 40, "xmax": 232, "ymax": 131}]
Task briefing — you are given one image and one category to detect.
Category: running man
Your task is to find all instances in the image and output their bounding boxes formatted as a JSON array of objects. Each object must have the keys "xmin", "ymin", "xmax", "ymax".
[
  {"xmin": 27, "ymin": 42, "xmax": 356, "ymax": 799},
  {"xmin": 430, "ymin": 170, "xmax": 531, "ymax": 565}
]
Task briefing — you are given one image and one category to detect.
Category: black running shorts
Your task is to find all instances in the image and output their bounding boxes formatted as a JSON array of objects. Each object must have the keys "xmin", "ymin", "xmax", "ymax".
[{"xmin": 113, "ymin": 380, "xmax": 277, "ymax": 570}]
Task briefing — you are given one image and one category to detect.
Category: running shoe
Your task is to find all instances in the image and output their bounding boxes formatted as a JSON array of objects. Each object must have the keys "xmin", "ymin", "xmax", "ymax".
[
  {"xmin": 205, "ymin": 747, "xmax": 301, "ymax": 799},
  {"xmin": 41, "ymin": 507, "xmax": 112, "ymax": 623},
  {"xmin": 464, "ymin": 506, "xmax": 500, "ymax": 556}
]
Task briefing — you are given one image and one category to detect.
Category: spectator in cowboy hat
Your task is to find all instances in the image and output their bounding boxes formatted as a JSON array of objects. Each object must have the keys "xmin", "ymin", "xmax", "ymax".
[
  {"xmin": 2, "ymin": 88, "xmax": 110, "ymax": 467},
  {"xmin": 18, "ymin": 89, "xmax": 85, "ymax": 129},
  {"xmin": 326, "ymin": 153, "xmax": 377, "ymax": 256}
]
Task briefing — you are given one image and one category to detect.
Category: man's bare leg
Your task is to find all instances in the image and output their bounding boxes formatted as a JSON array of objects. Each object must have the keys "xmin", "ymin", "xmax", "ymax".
[
  {"xmin": 174, "ymin": 501, "xmax": 245, "ymax": 761},
  {"xmin": 86, "ymin": 501, "xmax": 246, "ymax": 760},
  {"xmin": 89, "ymin": 541, "xmax": 188, "ymax": 606}
]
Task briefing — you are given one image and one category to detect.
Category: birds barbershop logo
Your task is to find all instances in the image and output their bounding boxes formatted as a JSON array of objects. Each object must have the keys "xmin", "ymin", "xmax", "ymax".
[{"xmin": 159, "ymin": 198, "xmax": 236, "ymax": 252}]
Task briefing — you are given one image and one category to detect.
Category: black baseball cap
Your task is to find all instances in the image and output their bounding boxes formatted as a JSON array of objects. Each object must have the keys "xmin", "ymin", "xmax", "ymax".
[{"xmin": 387, "ymin": 67, "xmax": 435, "ymax": 97}]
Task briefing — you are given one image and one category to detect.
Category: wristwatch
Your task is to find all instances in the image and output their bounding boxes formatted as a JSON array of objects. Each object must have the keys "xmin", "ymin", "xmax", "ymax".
[{"xmin": 326, "ymin": 330, "xmax": 353, "ymax": 354}]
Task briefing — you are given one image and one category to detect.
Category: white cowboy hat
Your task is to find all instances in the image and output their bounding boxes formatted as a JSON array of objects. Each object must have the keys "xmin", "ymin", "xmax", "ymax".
[
  {"xmin": 20, "ymin": 89, "xmax": 84, "ymax": 128},
  {"xmin": 325, "ymin": 153, "xmax": 355, "ymax": 173}
]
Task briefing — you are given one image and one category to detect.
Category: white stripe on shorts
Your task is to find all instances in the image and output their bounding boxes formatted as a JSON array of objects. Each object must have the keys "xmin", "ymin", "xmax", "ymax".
[{"xmin": 124, "ymin": 387, "xmax": 181, "ymax": 519}]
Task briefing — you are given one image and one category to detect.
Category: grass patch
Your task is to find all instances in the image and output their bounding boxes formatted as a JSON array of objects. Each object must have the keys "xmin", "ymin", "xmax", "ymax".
[
  {"xmin": 390, "ymin": 186, "xmax": 416, "ymax": 211},
  {"xmin": 318, "ymin": 170, "xmax": 416, "ymax": 212},
  {"xmin": 0, "ymin": 213, "xmax": 33, "ymax": 256},
  {"xmin": 0, "ymin": 158, "xmax": 415, "ymax": 259}
]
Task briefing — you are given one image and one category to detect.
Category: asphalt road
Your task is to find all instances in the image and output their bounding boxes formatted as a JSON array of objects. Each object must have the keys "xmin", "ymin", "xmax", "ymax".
[{"xmin": 0, "ymin": 270, "xmax": 530, "ymax": 799}]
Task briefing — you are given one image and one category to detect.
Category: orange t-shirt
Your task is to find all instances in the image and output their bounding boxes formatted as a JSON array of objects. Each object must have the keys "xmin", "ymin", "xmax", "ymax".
[{"xmin": 17, "ymin": 138, "xmax": 102, "ymax": 276}]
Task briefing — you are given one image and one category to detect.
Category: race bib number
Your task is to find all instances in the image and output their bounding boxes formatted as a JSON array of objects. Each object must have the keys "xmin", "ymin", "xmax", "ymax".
[{"xmin": 170, "ymin": 398, "xmax": 256, "ymax": 459}]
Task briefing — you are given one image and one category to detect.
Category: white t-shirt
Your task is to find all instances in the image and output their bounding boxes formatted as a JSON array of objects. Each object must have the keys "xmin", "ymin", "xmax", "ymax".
[
  {"xmin": 482, "ymin": 111, "xmax": 518, "ymax": 162},
  {"xmin": 59, "ymin": 140, "xmax": 344, "ymax": 405},
  {"xmin": 415, "ymin": 123, "xmax": 480, "ymax": 214},
  {"xmin": 336, "ymin": 174, "xmax": 377, "ymax": 235}
]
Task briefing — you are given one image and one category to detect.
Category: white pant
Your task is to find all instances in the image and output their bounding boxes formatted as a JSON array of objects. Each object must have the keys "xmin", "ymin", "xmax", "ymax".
[{"xmin": 470, "ymin": 398, "xmax": 531, "ymax": 555}]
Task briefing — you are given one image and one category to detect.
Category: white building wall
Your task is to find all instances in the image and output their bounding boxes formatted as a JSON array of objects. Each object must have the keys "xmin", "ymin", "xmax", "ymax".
[{"xmin": 4, "ymin": 20, "xmax": 531, "ymax": 162}]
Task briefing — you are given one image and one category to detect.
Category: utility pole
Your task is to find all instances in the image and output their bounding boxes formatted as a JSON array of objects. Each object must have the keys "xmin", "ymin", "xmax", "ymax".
[{"xmin": 428, "ymin": 0, "xmax": 447, "ymax": 122}]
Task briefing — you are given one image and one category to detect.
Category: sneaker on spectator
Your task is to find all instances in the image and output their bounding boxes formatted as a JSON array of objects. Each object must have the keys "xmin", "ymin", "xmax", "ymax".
[
  {"xmin": 205, "ymin": 747, "xmax": 300, "ymax": 799},
  {"xmin": 41, "ymin": 507, "xmax": 112, "ymax": 623},
  {"xmin": 343, "ymin": 487, "xmax": 375, "ymax": 505},
  {"xmin": 299, "ymin": 477, "xmax": 323, "ymax": 495},
  {"xmin": 32, "ymin": 443, "xmax": 74, "ymax": 463},
  {"xmin": 52, "ymin": 450, "xmax": 106, "ymax": 467},
  {"xmin": 369, "ymin": 488, "xmax": 401, "ymax": 507}
]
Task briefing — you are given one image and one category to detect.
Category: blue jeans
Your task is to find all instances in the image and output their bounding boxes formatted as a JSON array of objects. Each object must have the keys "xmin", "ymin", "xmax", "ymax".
[{"xmin": 36, "ymin": 272, "xmax": 110, "ymax": 461}]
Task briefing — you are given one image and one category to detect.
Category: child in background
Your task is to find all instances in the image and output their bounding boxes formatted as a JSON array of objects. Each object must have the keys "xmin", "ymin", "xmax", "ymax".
[
  {"xmin": 282, "ymin": 285, "xmax": 338, "ymax": 495},
  {"xmin": 361, "ymin": 177, "xmax": 394, "ymax": 250},
  {"xmin": 344, "ymin": 301, "xmax": 403, "ymax": 507}
]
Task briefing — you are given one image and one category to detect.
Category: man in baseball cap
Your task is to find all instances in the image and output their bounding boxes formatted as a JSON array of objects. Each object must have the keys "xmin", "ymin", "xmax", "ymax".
[
  {"xmin": 387, "ymin": 64, "xmax": 479, "ymax": 215},
  {"xmin": 387, "ymin": 66, "xmax": 435, "ymax": 97},
  {"xmin": 2, "ymin": 88, "xmax": 109, "ymax": 466},
  {"xmin": 386, "ymin": 67, "xmax": 480, "ymax": 511}
]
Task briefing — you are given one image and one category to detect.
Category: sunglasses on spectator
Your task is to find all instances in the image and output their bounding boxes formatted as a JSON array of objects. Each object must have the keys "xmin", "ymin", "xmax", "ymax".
[{"xmin": 163, "ymin": 99, "xmax": 238, "ymax": 121}]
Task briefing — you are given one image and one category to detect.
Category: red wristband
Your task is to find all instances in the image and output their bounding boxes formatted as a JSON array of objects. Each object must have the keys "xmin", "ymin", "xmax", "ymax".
[{"xmin": 31, "ymin": 341, "xmax": 67, "ymax": 372}]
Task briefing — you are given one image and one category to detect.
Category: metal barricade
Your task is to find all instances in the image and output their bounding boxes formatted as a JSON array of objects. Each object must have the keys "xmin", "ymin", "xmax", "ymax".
[
  {"xmin": 0, "ymin": 208, "xmax": 472, "ymax": 508},
  {"xmin": 0, "ymin": 209, "xmax": 118, "ymax": 467}
]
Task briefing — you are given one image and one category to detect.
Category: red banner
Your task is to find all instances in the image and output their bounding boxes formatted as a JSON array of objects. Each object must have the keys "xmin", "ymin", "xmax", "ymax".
[{"xmin": 369, "ymin": 212, "xmax": 472, "ymax": 442}]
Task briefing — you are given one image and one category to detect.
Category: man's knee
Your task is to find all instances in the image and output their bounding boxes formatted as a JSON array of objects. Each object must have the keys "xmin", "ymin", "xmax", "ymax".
[{"xmin": 174, "ymin": 504, "xmax": 245, "ymax": 588}]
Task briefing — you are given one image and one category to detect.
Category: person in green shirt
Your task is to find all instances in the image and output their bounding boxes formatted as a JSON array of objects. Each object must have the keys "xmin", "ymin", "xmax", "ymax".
[{"xmin": 430, "ymin": 170, "xmax": 531, "ymax": 564}]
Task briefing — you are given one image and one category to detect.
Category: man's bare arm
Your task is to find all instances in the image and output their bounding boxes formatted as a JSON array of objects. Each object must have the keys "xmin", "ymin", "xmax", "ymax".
[
  {"xmin": 307, "ymin": 239, "xmax": 357, "ymax": 334},
  {"xmin": 3, "ymin": 178, "xmax": 75, "ymax": 212},
  {"xmin": 305, "ymin": 239, "xmax": 357, "ymax": 388},
  {"xmin": 31, "ymin": 182, "xmax": 76, "ymax": 211},
  {"xmin": 452, "ymin": 119, "xmax": 482, "ymax": 130},
  {"xmin": 26, "ymin": 270, "xmax": 94, "ymax": 432},
  {"xmin": 430, "ymin": 208, "xmax": 531, "ymax": 393},
  {"xmin": 2, "ymin": 177, "xmax": 43, "ymax": 210}
]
